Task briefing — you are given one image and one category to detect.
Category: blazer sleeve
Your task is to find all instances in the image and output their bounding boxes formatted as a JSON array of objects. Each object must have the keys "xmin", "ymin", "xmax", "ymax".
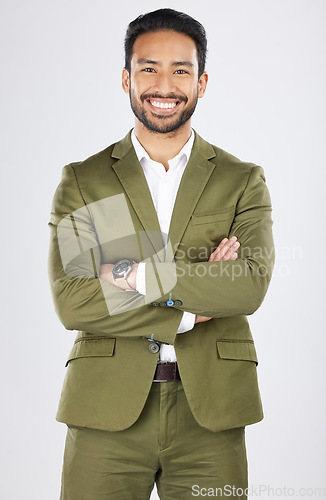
[
  {"xmin": 48, "ymin": 164, "xmax": 182, "ymax": 344},
  {"xmin": 144, "ymin": 165, "xmax": 275, "ymax": 318}
]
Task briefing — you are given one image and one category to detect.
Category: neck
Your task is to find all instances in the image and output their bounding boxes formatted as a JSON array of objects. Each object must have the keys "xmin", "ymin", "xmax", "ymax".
[{"xmin": 133, "ymin": 120, "xmax": 192, "ymax": 171}]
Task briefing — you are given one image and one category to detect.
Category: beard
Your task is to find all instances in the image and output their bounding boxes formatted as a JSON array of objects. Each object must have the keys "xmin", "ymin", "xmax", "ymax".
[{"xmin": 129, "ymin": 89, "xmax": 198, "ymax": 134}]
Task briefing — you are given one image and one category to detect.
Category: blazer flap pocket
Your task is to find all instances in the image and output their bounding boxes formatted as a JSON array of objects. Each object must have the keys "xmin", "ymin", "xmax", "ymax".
[
  {"xmin": 216, "ymin": 340, "xmax": 258, "ymax": 364},
  {"xmin": 191, "ymin": 207, "xmax": 235, "ymax": 225},
  {"xmin": 65, "ymin": 338, "xmax": 116, "ymax": 366}
]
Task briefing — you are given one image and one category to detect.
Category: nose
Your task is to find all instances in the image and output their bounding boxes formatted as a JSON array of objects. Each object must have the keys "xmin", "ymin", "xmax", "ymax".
[{"xmin": 153, "ymin": 72, "xmax": 177, "ymax": 95}]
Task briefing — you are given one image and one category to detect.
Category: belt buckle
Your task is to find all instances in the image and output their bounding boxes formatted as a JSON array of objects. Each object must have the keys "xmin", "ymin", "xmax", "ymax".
[
  {"xmin": 153, "ymin": 361, "xmax": 178, "ymax": 382},
  {"xmin": 154, "ymin": 362, "xmax": 167, "ymax": 382}
]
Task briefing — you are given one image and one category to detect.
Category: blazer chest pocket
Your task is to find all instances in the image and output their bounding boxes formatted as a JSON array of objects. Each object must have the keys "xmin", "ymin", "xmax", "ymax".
[
  {"xmin": 191, "ymin": 207, "xmax": 235, "ymax": 226},
  {"xmin": 182, "ymin": 207, "xmax": 235, "ymax": 258},
  {"xmin": 65, "ymin": 338, "xmax": 116, "ymax": 366},
  {"xmin": 216, "ymin": 340, "xmax": 258, "ymax": 365}
]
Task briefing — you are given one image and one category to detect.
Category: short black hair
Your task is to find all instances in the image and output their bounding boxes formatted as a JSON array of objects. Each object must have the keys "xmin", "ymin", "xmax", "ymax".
[{"xmin": 124, "ymin": 8, "xmax": 207, "ymax": 79}]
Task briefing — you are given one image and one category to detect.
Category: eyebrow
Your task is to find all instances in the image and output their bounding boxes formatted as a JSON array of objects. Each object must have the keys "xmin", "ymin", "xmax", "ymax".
[
  {"xmin": 136, "ymin": 58, "xmax": 194, "ymax": 68},
  {"xmin": 172, "ymin": 61, "xmax": 194, "ymax": 68}
]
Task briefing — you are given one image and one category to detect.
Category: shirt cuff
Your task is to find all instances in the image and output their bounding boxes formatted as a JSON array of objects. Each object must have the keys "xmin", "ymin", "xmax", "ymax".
[
  {"xmin": 177, "ymin": 311, "xmax": 196, "ymax": 334},
  {"xmin": 135, "ymin": 262, "xmax": 146, "ymax": 295},
  {"xmin": 137, "ymin": 263, "xmax": 195, "ymax": 333}
]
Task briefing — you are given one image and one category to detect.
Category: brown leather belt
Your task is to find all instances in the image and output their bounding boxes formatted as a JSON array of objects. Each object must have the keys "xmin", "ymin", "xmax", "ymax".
[{"xmin": 153, "ymin": 362, "xmax": 181, "ymax": 382}]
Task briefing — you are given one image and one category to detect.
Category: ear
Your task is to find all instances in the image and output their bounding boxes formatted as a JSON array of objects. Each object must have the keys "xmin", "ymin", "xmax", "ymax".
[
  {"xmin": 122, "ymin": 68, "xmax": 130, "ymax": 94},
  {"xmin": 198, "ymin": 71, "xmax": 208, "ymax": 98}
]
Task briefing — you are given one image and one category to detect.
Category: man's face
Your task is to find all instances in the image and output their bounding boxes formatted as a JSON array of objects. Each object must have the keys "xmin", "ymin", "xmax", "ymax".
[{"xmin": 122, "ymin": 30, "xmax": 208, "ymax": 134}]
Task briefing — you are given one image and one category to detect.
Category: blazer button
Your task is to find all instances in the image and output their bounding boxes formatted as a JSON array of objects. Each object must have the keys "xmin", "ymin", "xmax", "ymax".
[
  {"xmin": 149, "ymin": 342, "xmax": 160, "ymax": 354},
  {"xmin": 151, "ymin": 302, "xmax": 160, "ymax": 307},
  {"xmin": 159, "ymin": 301, "xmax": 167, "ymax": 307},
  {"xmin": 174, "ymin": 300, "xmax": 183, "ymax": 306}
]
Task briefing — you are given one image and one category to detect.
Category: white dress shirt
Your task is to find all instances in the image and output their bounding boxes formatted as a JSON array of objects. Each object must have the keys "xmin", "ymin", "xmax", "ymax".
[{"xmin": 131, "ymin": 129, "xmax": 196, "ymax": 362}]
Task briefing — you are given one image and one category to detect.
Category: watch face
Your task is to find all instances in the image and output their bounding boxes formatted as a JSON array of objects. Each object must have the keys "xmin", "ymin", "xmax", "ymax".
[{"xmin": 113, "ymin": 259, "xmax": 132, "ymax": 278}]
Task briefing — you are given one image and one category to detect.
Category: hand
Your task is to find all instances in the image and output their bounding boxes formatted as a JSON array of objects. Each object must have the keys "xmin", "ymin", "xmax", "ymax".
[
  {"xmin": 195, "ymin": 314, "xmax": 213, "ymax": 324},
  {"xmin": 209, "ymin": 236, "xmax": 240, "ymax": 262},
  {"xmin": 195, "ymin": 236, "xmax": 241, "ymax": 324}
]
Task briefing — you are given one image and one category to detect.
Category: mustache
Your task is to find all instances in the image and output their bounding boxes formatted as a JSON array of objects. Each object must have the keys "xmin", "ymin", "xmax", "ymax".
[{"xmin": 141, "ymin": 93, "xmax": 187, "ymax": 103}]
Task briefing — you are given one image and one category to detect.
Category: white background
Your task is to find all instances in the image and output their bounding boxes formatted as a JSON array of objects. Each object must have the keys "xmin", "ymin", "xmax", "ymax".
[{"xmin": 1, "ymin": 0, "xmax": 325, "ymax": 498}]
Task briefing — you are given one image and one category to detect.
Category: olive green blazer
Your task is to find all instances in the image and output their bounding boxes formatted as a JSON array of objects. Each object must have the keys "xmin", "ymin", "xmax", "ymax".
[{"xmin": 48, "ymin": 130, "xmax": 274, "ymax": 432}]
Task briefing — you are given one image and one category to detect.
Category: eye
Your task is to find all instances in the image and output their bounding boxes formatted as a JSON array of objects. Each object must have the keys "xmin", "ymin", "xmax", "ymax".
[
  {"xmin": 143, "ymin": 67, "xmax": 155, "ymax": 73},
  {"xmin": 175, "ymin": 69, "xmax": 188, "ymax": 74}
]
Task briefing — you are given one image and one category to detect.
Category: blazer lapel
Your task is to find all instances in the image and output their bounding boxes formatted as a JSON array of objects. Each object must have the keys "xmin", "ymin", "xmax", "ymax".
[
  {"xmin": 168, "ymin": 132, "xmax": 217, "ymax": 259},
  {"xmin": 111, "ymin": 131, "xmax": 165, "ymax": 258},
  {"xmin": 111, "ymin": 130, "xmax": 217, "ymax": 262}
]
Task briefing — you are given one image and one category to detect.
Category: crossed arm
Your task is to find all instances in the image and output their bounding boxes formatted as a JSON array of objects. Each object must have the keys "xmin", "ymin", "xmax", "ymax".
[
  {"xmin": 99, "ymin": 236, "xmax": 241, "ymax": 324},
  {"xmin": 49, "ymin": 163, "xmax": 274, "ymax": 343}
]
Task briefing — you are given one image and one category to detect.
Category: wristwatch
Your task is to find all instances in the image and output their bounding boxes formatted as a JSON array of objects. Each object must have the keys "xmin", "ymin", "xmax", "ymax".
[{"xmin": 112, "ymin": 259, "xmax": 135, "ymax": 291}]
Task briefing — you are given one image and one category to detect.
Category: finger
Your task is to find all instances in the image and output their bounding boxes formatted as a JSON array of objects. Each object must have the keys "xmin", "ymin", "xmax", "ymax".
[
  {"xmin": 211, "ymin": 240, "xmax": 239, "ymax": 262},
  {"xmin": 210, "ymin": 237, "xmax": 238, "ymax": 261},
  {"xmin": 209, "ymin": 238, "xmax": 230, "ymax": 261},
  {"xmin": 209, "ymin": 238, "xmax": 228, "ymax": 261},
  {"xmin": 230, "ymin": 251, "xmax": 238, "ymax": 261},
  {"xmin": 221, "ymin": 240, "xmax": 240, "ymax": 261}
]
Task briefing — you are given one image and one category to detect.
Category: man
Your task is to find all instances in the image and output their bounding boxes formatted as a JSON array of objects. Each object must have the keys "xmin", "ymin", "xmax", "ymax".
[{"xmin": 49, "ymin": 8, "xmax": 274, "ymax": 500}]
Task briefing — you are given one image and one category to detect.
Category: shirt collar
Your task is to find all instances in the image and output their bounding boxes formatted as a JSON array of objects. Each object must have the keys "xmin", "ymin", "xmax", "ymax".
[{"xmin": 131, "ymin": 128, "xmax": 194, "ymax": 166}]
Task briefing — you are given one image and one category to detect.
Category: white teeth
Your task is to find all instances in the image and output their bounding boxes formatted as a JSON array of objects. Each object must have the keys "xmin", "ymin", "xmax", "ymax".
[{"xmin": 150, "ymin": 100, "xmax": 177, "ymax": 109}]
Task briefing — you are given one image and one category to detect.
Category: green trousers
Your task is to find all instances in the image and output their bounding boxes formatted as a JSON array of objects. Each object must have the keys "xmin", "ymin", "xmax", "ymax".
[{"xmin": 60, "ymin": 382, "xmax": 248, "ymax": 499}]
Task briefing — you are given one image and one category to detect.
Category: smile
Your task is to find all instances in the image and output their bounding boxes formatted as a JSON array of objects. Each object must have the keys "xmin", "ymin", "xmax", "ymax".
[{"xmin": 146, "ymin": 98, "xmax": 181, "ymax": 114}]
